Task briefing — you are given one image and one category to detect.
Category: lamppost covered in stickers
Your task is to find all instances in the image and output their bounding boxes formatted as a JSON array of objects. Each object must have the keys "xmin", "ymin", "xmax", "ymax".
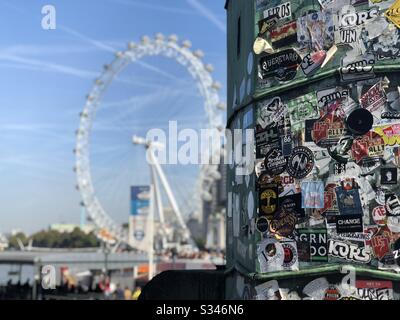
[{"xmin": 225, "ymin": 0, "xmax": 400, "ymax": 300}]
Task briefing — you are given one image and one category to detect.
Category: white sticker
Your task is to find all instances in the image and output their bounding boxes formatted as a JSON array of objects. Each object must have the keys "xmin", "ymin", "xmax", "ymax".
[
  {"xmin": 303, "ymin": 277, "xmax": 330, "ymax": 300},
  {"xmin": 263, "ymin": 2, "xmax": 291, "ymax": 20}
]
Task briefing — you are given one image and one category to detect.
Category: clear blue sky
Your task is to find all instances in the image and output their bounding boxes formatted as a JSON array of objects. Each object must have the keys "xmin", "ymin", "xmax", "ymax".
[{"xmin": 0, "ymin": 0, "xmax": 227, "ymax": 234}]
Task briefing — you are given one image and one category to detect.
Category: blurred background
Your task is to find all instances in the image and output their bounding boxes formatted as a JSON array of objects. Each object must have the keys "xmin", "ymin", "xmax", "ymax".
[{"xmin": 0, "ymin": 0, "xmax": 227, "ymax": 300}]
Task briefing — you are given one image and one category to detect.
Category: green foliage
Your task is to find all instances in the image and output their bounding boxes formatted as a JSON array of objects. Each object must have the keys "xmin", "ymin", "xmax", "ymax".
[
  {"xmin": 11, "ymin": 228, "xmax": 100, "ymax": 248},
  {"xmin": 8, "ymin": 232, "xmax": 28, "ymax": 249},
  {"xmin": 193, "ymin": 237, "xmax": 206, "ymax": 251}
]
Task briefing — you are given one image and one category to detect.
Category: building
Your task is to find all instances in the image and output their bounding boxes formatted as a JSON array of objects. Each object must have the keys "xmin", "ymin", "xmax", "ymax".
[{"xmin": 50, "ymin": 224, "xmax": 95, "ymax": 235}]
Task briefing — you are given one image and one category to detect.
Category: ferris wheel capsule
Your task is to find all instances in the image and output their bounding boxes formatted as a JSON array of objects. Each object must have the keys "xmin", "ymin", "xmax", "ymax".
[
  {"xmin": 128, "ymin": 42, "xmax": 136, "ymax": 49},
  {"xmin": 80, "ymin": 110, "xmax": 89, "ymax": 118},
  {"xmin": 205, "ymin": 64, "xmax": 214, "ymax": 72},
  {"xmin": 168, "ymin": 34, "xmax": 179, "ymax": 43},
  {"xmin": 212, "ymin": 81, "xmax": 222, "ymax": 90},
  {"xmin": 202, "ymin": 192, "xmax": 213, "ymax": 202},
  {"xmin": 155, "ymin": 33, "xmax": 164, "ymax": 41},
  {"xmin": 216, "ymin": 102, "xmax": 226, "ymax": 110},
  {"xmin": 141, "ymin": 36, "xmax": 150, "ymax": 44},
  {"xmin": 115, "ymin": 51, "xmax": 124, "ymax": 58},
  {"xmin": 193, "ymin": 50, "xmax": 204, "ymax": 58},
  {"xmin": 182, "ymin": 40, "xmax": 192, "ymax": 48}
]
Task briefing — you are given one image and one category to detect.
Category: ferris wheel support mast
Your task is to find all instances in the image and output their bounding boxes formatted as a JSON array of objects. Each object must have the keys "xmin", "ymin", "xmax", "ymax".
[
  {"xmin": 150, "ymin": 163, "xmax": 167, "ymax": 248},
  {"xmin": 133, "ymin": 136, "xmax": 191, "ymax": 242}
]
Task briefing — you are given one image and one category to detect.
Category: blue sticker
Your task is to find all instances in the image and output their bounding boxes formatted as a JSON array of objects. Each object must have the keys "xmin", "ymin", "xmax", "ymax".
[
  {"xmin": 335, "ymin": 186, "xmax": 363, "ymax": 215},
  {"xmin": 301, "ymin": 181, "xmax": 324, "ymax": 208}
]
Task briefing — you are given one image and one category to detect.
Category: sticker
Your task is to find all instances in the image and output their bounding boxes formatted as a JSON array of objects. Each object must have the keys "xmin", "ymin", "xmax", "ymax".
[
  {"xmin": 335, "ymin": 186, "xmax": 363, "ymax": 215},
  {"xmin": 278, "ymin": 174, "xmax": 297, "ymax": 197},
  {"xmin": 324, "ymin": 285, "xmax": 341, "ymax": 300},
  {"xmin": 381, "ymin": 168, "xmax": 398, "ymax": 185},
  {"xmin": 335, "ymin": 7, "xmax": 379, "ymax": 46},
  {"xmin": 255, "ymin": 280, "xmax": 282, "ymax": 300},
  {"xmin": 370, "ymin": 0, "xmax": 395, "ymax": 10},
  {"xmin": 269, "ymin": 210, "xmax": 297, "ymax": 238},
  {"xmin": 257, "ymin": 172, "xmax": 273, "ymax": 186},
  {"xmin": 280, "ymin": 193, "xmax": 305, "ymax": 218},
  {"xmin": 300, "ymin": 51, "xmax": 326, "ymax": 76},
  {"xmin": 351, "ymin": 131, "xmax": 385, "ymax": 166},
  {"xmin": 258, "ymin": 49, "xmax": 301, "ymax": 82},
  {"xmin": 286, "ymin": 146, "xmax": 315, "ymax": 179},
  {"xmin": 302, "ymin": 277, "xmax": 330, "ymax": 300},
  {"xmin": 281, "ymin": 134, "xmax": 293, "ymax": 157},
  {"xmin": 311, "ymin": 113, "xmax": 346, "ymax": 148},
  {"xmin": 257, "ymin": 238, "xmax": 285, "ymax": 273},
  {"xmin": 336, "ymin": 214, "xmax": 364, "ymax": 233},
  {"xmin": 259, "ymin": 184, "xmax": 279, "ymax": 218},
  {"xmin": 281, "ymin": 241, "xmax": 299, "ymax": 270},
  {"xmin": 328, "ymin": 239, "xmax": 372, "ymax": 263},
  {"xmin": 269, "ymin": 21, "xmax": 297, "ymax": 47},
  {"xmin": 263, "ymin": 2, "xmax": 291, "ymax": 20},
  {"xmin": 385, "ymin": 1, "xmax": 400, "ymax": 29},
  {"xmin": 258, "ymin": 15, "xmax": 279, "ymax": 36},
  {"xmin": 360, "ymin": 82, "xmax": 387, "ymax": 113},
  {"xmin": 387, "ymin": 216, "xmax": 400, "ymax": 233},
  {"xmin": 264, "ymin": 148, "xmax": 287, "ymax": 175},
  {"xmin": 385, "ymin": 193, "xmax": 400, "ymax": 216},
  {"xmin": 257, "ymin": 97, "xmax": 286, "ymax": 129},
  {"xmin": 373, "ymin": 123, "xmax": 400, "ymax": 146},
  {"xmin": 337, "ymin": 7, "xmax": 379, "ymax": 29},
  {"xmin": 330, "ymin": 229, "xmax": 373, "ymax": 243},
  {"xmin": 287, "ymin": 93, "xmax": 319, "ymax": 131},
  {"xmin": 304, "ymin": 119, "xmax": 319, "ymax": 147},
  {"xmin": 253, "ymin": 37, "xmax": 274, "ymax": 55},
  {"xmin": 333, "ymin": 162, "xmax": 347, "ymax": 175},
  {"xmin": 317, "ymin": 183, "xmax": 339, "ymax": 216},
  {"xmin": 318, "ymin": 0, "xmax": 335, "ymax": 8},
  {"xmin": 339, "ymin": 296, "xmax": 361, "ymax": 300},
  {"xmin": 356, "ymin": 280, "xmax": 393, "ymax": 300},
  {"xmin": 297, "ymin": 228, "xmax": 328, "ymax": 262},
  {"xmin": 255, "ymin": 123, "xmax": 283, "ymax": 159},
  {"xmin": 371, "ymin": 233, "xmax": 391, "ymax": 260},
  {"xmin": 317, "ymin": 87, "xmax": 350, "ymax": 109},
  {"xmin": 297, "ymin": 10, "xmax": 334, "ymax": 51},
  {"xmin": 340, "ymin": 65, "xmax": 375, "ymax": 82},
  {"xmin": 301, "ymin": 181, "xmax": 324, "ymax": 209},
  {"xmin": 372, "ymin": 206, "xmax": 387, "ymax": 225},
  {"xmin": 375, "ymin": 188, "xmax": 387, "ymax": 206},
  {"xmin": 256, "ymin": 216, "xmax": 270, "ymax": 233}
]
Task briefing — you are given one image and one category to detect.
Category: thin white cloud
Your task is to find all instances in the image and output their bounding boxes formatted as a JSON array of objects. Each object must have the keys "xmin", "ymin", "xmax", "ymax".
[
  {"xmin": 59, "ymin": 25, "xmax": 116, "ymax": 53},
  {"xmin": 186, "ymin": 0, "xmax": 226, "ymax": 34},
  {"xmin": 0, "ymin": 53, "xmax": 98, "ymax": 79},
  {"xmin": 59, "ymin": 25, "xmax": 181, "ymax": 81},
  {"xmin": 1, "ymin": 44, "xmax": 98, "ymax": 57}
]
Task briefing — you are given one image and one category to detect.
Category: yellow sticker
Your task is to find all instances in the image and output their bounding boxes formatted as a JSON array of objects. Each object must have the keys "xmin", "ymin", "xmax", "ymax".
[
  {"xmin": 385, "ymin": 0, "xmax": 400, "ymax": 28},
  {"xmin": 373, "ymin": 123, "xmax": 400, "ymax": 146}
]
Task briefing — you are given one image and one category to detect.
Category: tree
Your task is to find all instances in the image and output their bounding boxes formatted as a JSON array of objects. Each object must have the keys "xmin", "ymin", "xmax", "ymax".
[{"xmin": 8, "ymin": 232, "xmax": 28, "ymax": 249}]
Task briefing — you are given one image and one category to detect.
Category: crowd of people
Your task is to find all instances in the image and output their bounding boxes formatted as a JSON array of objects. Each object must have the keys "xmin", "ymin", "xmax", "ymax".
[{"xmin": 0, "ymin": 280, "xmax": 32, "ymax": 299}]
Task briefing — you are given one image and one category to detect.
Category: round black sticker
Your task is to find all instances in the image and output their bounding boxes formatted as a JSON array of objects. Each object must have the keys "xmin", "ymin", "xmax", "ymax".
[
  {"xmin": 286, "ymin": 146, "xmax": 314, "ymax": 179},
  {"xmin": 264, "ymin": 148, "xmax": 287, "ymax": 176},
  {"xmin": 256, "ymin": 217, "xmax": 269, "ymax": 233}
]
